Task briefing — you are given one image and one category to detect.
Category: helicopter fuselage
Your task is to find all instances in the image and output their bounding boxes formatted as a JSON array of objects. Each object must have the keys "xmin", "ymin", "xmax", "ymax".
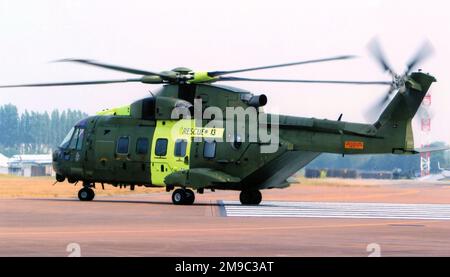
[{"xmin": 53, "ymin": 72, "xmax": 436, "ymax": 196}]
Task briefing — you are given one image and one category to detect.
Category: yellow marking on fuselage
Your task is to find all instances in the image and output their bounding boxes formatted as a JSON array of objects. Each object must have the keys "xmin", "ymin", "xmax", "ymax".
[
  {"xmin": 178, "ymin": 126, "xmax": 224, "ymax": 138},
  {"xmin": 150, "ymin": 120, "xmax": 191, "ymax": 186},
  {"xmin": 96, "ymin": 105, "xmax": 131, "ymax": 116},
  {"xmin": 150, "ymin": 120, "xmax": 225, "ymax": 186}
]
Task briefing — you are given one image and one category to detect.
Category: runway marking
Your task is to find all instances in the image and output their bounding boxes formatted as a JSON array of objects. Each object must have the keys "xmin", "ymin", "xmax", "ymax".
[{"xmin": 222, "ymin": 201, "xmax": 450, "ymax": 220}]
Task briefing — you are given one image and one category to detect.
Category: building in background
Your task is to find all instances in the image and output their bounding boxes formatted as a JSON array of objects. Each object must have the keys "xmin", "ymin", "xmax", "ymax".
[
  {"xmin": 304, "ymin": 168, "xmax": 403, "ymax": 180},
  {"xmin": 0, "ymin": 153, "xmax": 8, "ymax": 174},
  {"xmin": 7, "ymin": 154, "xmax": 54, "ymax": 177}
]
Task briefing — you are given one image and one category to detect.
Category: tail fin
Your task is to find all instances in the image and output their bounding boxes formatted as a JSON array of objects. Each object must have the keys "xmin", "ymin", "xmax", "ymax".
[{"xmin": 374, "ymin": 72, "xmax": 436, "ymax": 153}]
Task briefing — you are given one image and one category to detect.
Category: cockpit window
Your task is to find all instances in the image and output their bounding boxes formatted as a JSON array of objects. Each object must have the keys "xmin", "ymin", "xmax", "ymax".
[
  {"xmin": 69, "ymin": 129, "xmax": 79, "ymax": 149},
  {"xmin": 75, "ymin": 118, "xmax": 88, "ymax": 128},
  {"xmin": 76, "ymin": 129, "xmax": 85, "ymax": 150},
  {"xmin": 59, "ymin": 127, "xmax": 75, "ymax": 149},
  {"xmin": 59, "ymin": 127, "xmax": 85, "ymax": 150}
]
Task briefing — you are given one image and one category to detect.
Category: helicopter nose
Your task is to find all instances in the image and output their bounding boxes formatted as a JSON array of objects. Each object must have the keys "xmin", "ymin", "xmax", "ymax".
[
  {"xmin": 52, "ymin": 149, "xmax": 66, "ymax": 182},
  {"xmin": 52, "ymin": 149, "xmax": 63, "ymax": 171},
  {"xmin": 52, "ymin": 149, "xmax": 60, "ymax": 162}
]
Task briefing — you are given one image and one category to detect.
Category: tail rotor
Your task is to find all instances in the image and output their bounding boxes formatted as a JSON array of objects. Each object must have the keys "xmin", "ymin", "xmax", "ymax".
[{"xmin": 364, "ymin": 38, "xmax": 434, "ymax": 121}]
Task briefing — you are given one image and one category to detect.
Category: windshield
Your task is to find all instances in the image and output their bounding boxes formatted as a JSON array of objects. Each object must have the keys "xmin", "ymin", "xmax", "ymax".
[
  {"xmin": 59, "ymin": 127, "xmax": 85, "ymax": 150},
  {"xmin": 59, "ymin": 127, "xmax": 75, "ymax": 149}
]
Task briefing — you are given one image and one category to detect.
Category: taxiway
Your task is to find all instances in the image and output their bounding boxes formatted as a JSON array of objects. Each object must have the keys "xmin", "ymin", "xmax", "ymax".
[{"xmin": 1, "ymin": 179, "xmax": 450, "ymax": 256}]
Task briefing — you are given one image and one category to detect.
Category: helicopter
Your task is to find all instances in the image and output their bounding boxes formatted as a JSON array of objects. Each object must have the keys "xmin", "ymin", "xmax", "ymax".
[{"xmin": 0, "ymin": 40, "xmax": 438, "ymax": 205}]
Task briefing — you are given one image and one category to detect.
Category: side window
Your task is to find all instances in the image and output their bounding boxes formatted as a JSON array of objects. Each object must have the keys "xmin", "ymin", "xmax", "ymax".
[
  {"xmin": 203, "ymin": 141, "xmax": 216, "ymax": 159},
  {"xmin": 117, "ymin": 137, "xmax": 129, "ymax": 154},
  {"xmin": 174, "ymin": 139, "xmax": 187, "ymax": 157},
  {"xmin": 155, "ymin": 138, "xmax": 168, "ymax": 156},
  {"xmin": 67, "ymin": 128, "xmax": 85, "ymax": 150},
  {"xmin": 136, "ymin": 137, "xmax": 149, "ymax": 155}
]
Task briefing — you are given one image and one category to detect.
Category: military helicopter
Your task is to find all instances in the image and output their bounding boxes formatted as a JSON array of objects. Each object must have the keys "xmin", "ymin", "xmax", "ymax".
[{"xmin": 0, "ymin": 40, "xmax": 438, "ymax": 205}]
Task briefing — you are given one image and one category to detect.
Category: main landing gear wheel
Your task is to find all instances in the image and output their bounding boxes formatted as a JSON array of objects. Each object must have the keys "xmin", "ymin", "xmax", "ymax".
[
  {"xmin": 239, "ymin": 189, "xmax": 262, "ymax": 205},
  {"xmin": 172, "ymin": 188, "xmax": 195, "ymax": 205},
  {"xmin": 184, "ymin": 189, "xmax": 195, "ymax": 205},
  {"xmin": 78, "ymin": 187, "xmax": 95, "ymax": 201}
]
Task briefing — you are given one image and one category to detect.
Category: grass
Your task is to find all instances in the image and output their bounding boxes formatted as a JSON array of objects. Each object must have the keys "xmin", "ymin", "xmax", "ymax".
[
  {"xmin": 0, "ymin": 174, "xmax": 417, "ymax": 199},
  {"xmin": 0, "ymin": 174, "xmax": 164, "ymax": 198}
]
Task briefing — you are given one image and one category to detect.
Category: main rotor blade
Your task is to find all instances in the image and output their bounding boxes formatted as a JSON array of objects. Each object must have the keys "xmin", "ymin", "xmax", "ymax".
[
  {"xmin": 218, "ymin": 76, "xmax": 392, "ymax": 85},
  {"xmin": 0, "ymin": 78, "xmax": 143, "ymax": 88},
  {"xmin": 208, "ymin": 55, "xmax": 356, "ymax": 77},
  {"xmin": 56, "ymin": 59, "xmax": 172, "ymax": 79},
  {"xmin": 368, "ymin": 38, "xmax": 396, "ymax": 76},
  {"xmin": 405, "ymin": 41, "xmax": 434, "ymax": 74}
]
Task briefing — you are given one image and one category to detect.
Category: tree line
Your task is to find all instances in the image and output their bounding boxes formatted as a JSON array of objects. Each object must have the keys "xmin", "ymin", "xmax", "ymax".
[
  {"xmin": 0, "ymin": 104, "xmax": 88, "ymax": 156},
  {"xmin": 308, "ymin": 141, "xmax": 449, "ymax": 176}
]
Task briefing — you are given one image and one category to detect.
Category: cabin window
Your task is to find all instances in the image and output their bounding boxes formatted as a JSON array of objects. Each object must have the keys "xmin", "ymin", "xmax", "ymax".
[
  {"xmin": 174, "ymin": 139, "xmax": 187, "ymax": 157},
  {"xmin": 136, "ymin": 138, "xmax": 149, "ymax": 155},
  {"xmin": 155, "ymin": 138, "xmax": 168, "ymax": 156},
  {"xmin": 203, "ymin": 141, "xmax": 216, "ymax": 159},
  {"xmin": 117, "ymin": 137, "xmax": 129, "ymax": 154}
]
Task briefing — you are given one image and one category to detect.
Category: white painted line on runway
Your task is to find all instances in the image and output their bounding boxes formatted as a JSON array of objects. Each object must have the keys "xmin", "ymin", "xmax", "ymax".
[{"xmin": 221, "ymin": 201, "xmax": 450, "ymax": 220}]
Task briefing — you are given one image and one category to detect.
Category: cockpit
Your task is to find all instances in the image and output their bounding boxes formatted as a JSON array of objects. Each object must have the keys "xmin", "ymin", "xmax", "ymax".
[
  {"xmin": 53, "ymin": 118, "xmax": 89, "ymax": 183},
  {"xmin": 59, "ymin": 119, "xmax": 88, "ymax": 150}
]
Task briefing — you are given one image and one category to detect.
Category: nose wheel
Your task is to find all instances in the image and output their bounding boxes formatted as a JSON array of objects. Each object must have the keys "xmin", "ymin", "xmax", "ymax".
[
  {"xmin": 78, "ymin": 187, "xmax": 95, "ymax": 201},
  {"xmin": 239, "ymin": 189, "xmax": 262, "ymax": 205},
  {"xmin": 172, "ymin": 188, "xmax": 195, "ymax": 205}
]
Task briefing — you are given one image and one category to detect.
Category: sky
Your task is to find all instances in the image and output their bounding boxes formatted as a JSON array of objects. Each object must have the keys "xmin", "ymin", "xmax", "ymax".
[{"xmin": 0, "ymin": 0, "xmax": 449, "ymax": 145}]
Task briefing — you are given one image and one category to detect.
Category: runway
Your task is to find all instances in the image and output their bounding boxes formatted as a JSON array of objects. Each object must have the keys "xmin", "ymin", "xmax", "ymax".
[
  {"xmin": 1, "ymin": 179, "xmax": 450, "ymax": 256},
  {"xmin": 222, "ymin": 201, "xmax": 450, "ymax": 220}
]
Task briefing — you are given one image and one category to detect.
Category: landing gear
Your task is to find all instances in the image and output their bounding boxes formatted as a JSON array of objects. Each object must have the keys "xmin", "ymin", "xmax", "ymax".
[
  {"xmin": 172, "ymin": 188, "xmax": 195, "ymax": 205},
  {"xmin": 239, "ymin": 189, "xmax": 262, "ymax": 205},
  {"xmin": 56, "ymin": 174, "xmax": 65, "ymax": 182},
  {"xmin": 185, "ymin": 189, "xmax": 195, "ymax": 205},
  {"xmin": 78, "ymin": 187, "xmax": 95, "ymax": 201}
]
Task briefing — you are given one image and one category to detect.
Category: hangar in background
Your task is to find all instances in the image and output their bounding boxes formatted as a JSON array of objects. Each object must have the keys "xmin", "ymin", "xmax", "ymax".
[{"xmin": 6, "ymin": 154, "xmax": 53, "ymax": 177}]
